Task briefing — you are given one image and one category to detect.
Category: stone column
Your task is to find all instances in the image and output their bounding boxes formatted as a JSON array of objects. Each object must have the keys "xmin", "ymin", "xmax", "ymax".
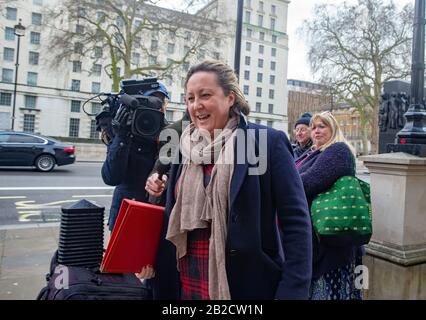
[{"xmin": 360, "ymin": 152, "xmax": 426, "ymax": 299}]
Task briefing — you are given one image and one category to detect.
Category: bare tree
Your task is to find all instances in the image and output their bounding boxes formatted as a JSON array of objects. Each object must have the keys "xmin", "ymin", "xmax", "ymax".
[
  {"xmin": 45, "ymin": 0, "xmax": 220, "ymax": 91},
  {"xmin": 303, "ymin": 0, "xmax": 413, "ymax": 154}
]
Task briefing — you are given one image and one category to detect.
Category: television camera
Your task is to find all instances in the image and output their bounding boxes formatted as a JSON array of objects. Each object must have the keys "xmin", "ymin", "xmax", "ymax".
[{"xmin": 83, "ymin": 78, "xmax": 166, "ymax": 144}]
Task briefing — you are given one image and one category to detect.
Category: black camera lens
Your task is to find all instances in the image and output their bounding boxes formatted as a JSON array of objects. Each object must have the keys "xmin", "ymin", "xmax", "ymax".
[{"xmin": 132, "ymin": 109, "xmax": 164, "ymax": 138}]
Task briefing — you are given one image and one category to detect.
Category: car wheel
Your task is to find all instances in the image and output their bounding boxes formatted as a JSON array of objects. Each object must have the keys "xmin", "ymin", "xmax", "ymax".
[{"xmin": 35, "ymin": 154, "xmax": 56, "ymax": 172}]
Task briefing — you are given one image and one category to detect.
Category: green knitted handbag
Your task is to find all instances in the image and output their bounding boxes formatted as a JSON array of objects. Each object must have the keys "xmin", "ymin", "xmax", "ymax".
[{"xmin": 311, "ymin": 176, "xmax": 372, "ymax": 246}]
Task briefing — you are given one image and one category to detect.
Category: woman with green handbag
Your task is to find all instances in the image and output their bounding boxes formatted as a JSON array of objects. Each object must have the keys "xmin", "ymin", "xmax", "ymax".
[{"xmin": 295, "ymin": 111, "xmax": 364, "ymax": 300}]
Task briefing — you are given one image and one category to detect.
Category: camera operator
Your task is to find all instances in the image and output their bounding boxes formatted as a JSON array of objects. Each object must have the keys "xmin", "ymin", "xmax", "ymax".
[{"xmin": 101, "ymin": 82, "xmax": 170, "ymax": 232}]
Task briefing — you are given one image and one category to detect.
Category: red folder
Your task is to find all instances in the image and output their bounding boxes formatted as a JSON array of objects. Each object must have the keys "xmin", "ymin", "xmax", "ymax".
[{"xmin": 100, "ymin": 199, "xmax": 164, "ymax": 274}]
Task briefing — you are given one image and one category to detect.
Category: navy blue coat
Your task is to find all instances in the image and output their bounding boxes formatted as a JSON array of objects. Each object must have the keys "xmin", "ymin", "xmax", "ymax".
[
  {"xmin": 152, "ymin": 117, "xmax": 312, "ymax": 300},
  {"xmin": 296, "ymin": 142, "xmax": 362, "ymax": 279},
  {"xmin": 101, "ymin": 135, "xmax": 158, "ymax": 230}
]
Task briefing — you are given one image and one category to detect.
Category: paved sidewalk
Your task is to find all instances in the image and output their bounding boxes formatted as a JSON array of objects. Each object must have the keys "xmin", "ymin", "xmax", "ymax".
[{"xmin": 0, "ymin": 223, "xmax": 110, "ymax": 300}]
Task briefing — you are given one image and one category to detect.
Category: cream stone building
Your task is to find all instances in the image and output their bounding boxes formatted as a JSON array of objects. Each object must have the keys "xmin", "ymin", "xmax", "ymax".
[{"xmin": 0, "ymin": 0, "xmax": 290, "ymax": 139}]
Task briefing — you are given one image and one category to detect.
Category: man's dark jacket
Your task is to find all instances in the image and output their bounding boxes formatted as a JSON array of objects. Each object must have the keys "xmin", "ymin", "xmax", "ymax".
[{"xmin": 102, "ymin": 135, "xmax": 158, "ymax": 230}]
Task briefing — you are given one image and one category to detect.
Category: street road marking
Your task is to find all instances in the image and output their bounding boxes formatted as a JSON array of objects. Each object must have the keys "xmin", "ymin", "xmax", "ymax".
[
  {"xmin": 15, "ymin": 200, "xmax": 78, "ymax": 210},
  {"xmin": 72, "ymin": 195, "xmax": 112, "ymax": 198},
  {"xmin": 0, "ymin": 187, "xmax": 114, "ymax": 191},
  {"xmin": 0, "ymin": 196, "xmax": 27, "ymax": 199}
]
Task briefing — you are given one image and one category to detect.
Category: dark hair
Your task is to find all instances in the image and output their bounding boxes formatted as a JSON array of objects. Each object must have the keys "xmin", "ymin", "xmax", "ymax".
[{"xmin": 184, "ymin": 60, "xmax": 250, "ymax": 116}]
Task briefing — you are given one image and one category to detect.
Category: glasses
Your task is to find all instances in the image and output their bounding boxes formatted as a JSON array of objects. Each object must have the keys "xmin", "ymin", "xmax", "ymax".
[{"xmin": 294, "ymin": 127, "xmax": 309, "ymax": 134}]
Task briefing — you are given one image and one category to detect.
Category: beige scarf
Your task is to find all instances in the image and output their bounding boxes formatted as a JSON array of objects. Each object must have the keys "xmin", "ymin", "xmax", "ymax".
[{"xmin": 166, "ymin": 116, "xmax": 238, "ymax": 300}]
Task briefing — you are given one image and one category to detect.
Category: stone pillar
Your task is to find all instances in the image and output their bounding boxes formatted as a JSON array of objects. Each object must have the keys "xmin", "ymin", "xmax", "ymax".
[{"xmin": 360, "ymin": 152, "xmax": 426, "ymax": 299}]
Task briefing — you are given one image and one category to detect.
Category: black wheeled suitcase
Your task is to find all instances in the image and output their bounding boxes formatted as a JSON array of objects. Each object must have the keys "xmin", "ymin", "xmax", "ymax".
[{"xmin": 36, "ymin": 251, "xmax": 151, "ymax": 300}]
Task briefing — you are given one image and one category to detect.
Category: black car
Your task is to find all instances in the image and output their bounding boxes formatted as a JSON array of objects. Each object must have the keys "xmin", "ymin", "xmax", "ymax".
[{"xmin": 0, "ymin": 131, "xmax": 76, "ymax": 172}]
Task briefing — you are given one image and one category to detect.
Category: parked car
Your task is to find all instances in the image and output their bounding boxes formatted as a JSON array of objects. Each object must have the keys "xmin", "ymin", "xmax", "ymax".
[{"xmin": 0, "ymin": 131, "xmax": 76, "ymax": 172}]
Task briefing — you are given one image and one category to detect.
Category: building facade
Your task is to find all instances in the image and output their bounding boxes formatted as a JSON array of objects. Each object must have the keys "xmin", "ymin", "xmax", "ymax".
[
  {"xmin": 287, "ymin": 79, "xmax": 370, "ymax": 155},
  {"xmin": 287, "ymin": 79, "xmax": 330, "ymax": 141},
  {"xmin": 0, "ymin": 0, "xmax": 290, "ymax": 139}
]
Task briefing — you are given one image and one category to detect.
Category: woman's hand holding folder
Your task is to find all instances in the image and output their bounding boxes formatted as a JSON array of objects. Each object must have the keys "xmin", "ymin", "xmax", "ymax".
[{"xmin": 135, "ymin": 265, "xmax": 156, "ymax": 280}]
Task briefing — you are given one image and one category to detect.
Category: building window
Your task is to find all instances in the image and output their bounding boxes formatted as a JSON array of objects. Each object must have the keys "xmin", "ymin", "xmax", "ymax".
[
  {"xmin": 32, "ymin": 13, "xmax": 42, "ymax": 26},
  {"xmin": 92, "ymin": 82, "xmax": 101, "ymax": 93},
  {"xmin": 259, "ymin": 32, "xmax": 265, "ymax": 41},
  {"xmin": 90, "ymin": 120, "xmax": 99, "ymax": 139},
  {"xmin": 256, "ymin": 87, "xmax": 262, "ymax": 97},
  {"xmin": 245, "ymin": 0, "xmax": 251, "ymax": 8},
  {"xmin": 0, "ymin": 92, "xmax": 12, "ymax": 106},
  {"xmin": 213, "ymin": 52, "xmax": 220, "ymax": 60},
  {"xmin": 5, "ymin": 27, "xmax": 15, "ymax": 41},
  {"xmin": 69, "ymin": 118, "xmax": 80, "ymax": 137},
  {"xmin": 74, "ymin": 42, "xmax": 83, "ymax": 54},
  {"xmin": 246, "ymin": 41, "xmax": 251, "ymax": 51},
  {"xmin": 184, "ymin": 31, "xmax": 191, "ymax": 41},
  {"xmin": 167, "ymin": 43, "xmax": 175, "ymax": 54},
  {"xmin": 151, "ymin": 39, "xmax": 158, "ymax": 51},
  {"xmin": 27, "ymin": 72, "xmax": 38, "ymax": 86},
  {"xmin": 29, "ymin": 51, "xmax": 39, "ymax": 65},
  {"xmin": 76, "ymin": 24, "xmax": 84, "ymax": 34},
  {"xmin": 151, "ymin": 56, "xmax": 159, "ymax": 65},
  {"xmin": 243, "ymin": 85, "xmax": 249, "ymax": 95},
  {"xmin": 267, "ymin": 120, "xmax": 273, "ymax": 127},
  {"xmin": 91, "ymin": 102, "xmax": 101, "ymax": 114},
  {"xmin": 259, "ymin": 45, "xmax": 264, "ymax": 54},
  {"xmin": 268, "ymin": 104, "xmax": 274, "ymax": 114},
  {"xmin": 94, "ymin": 46, "xmax": 102, "ymax": 58},
  {"xmin": 247, "ymin": 28, "xmax": 252, "ymax": 38},
  {"xmin": 259, "ymin": 1, "xmax": 264, "ymax": 11},
  {"xmin": 271, "ymin": 47, "xmax": 277, "ymax": 57},
  {"xmin": 71, "ymin": 100, "xmax": 81, "ymax": 113},
  {"xmin": 245, "ymin": 10, "xmax": 251, "ymax": 23},
  {"xmin": 33, "ymin": 0, "xmax": 43, "ymax": 5},
  {"xmin": 23, "ymin": 114, "xmax": 35, "ymax": 132},
  {"xmin": 271, "ymin": 61, "xmax": 276, "ymax": 71},
  {"xmin": 271, "ymin": 4, "xmax": 276, "ymax": 15},
  {"xmin": 245, "ymin": 56, "xmax": 251, "ymax": 65},
  {"xmin": 257, "ymin": 73, "xmax": 263, "ymax": 82},
  {"xmin": 269, "ymin": 89, "xmax": 275, "ymax": 99},
  {"xmin": 197, "ymin": 49, "xmax": 206, "ymax": 60},
  {"xmin": 4, "ymin": 48, "xmax": 14, "ymax": 61},
  {"xmin": 272, "ymin": 34, "xmax": 277, "ymax": 43},
  {"xmin": 6, "ymin": 7, "xmax": 17, "ymax": 20},
  {"xmin": 92, "ymin": 64, "xmax": 102, "ymax": 76},
  {"xmin": 165, "ymin": 110, "xmax": 174, "ymax": 122},
  {"xmin": 25, "ymin": 95, "xmax": 37, "ymax": 108},
  {"xmin": 270, "ymin": 75, "xmax": 275, "ymax": 85},
  {"xmin": 30, "ymin": 32, "xmax": 41, "ymax": 45},
  {"xmin": 132, "ymin": 52, "xmax": 140, "ymax": 65},
  {"xmin": 258, "ymin": 59, "xmax": 264, "ymax": 68},
  {"xmin": 2, "ymin": 69, "xmax": 13, "ymax": 83},
  {"xmin": 270, "ymin": 18, "xmax": 276, "ymax": 30},
  {"xmin": 255, "ymin": 102, "xmax": 261, "ymax": 113},
  {"xmin": 258, "ymin": 15, "xmax": 263, "ymax": 27},
  {"xmin": 180, "ymin": 93, "xmax": 185, "ymax": 103},
  {"xmin": 71, "ymin": 80, "xmax": 80, "ymax": 92},
  {"xmin": 244, "ymin": 70, "xmax": 250, "ymax": 80},
  {"xmin": 72, "ymin": 61, "xmax": 82, "ymax": 73},
  {"xmin": 182, "ymin": 62, "xmax": 189, "ymax": 71}
]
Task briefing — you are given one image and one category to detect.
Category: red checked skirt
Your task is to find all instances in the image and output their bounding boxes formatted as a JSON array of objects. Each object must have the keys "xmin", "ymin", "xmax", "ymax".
[{"xmin": 177, "ymin": 164, "xmax": 214, "ymax": 300}]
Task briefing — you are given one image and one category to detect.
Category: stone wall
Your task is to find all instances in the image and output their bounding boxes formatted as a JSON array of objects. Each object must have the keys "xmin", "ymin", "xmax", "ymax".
[
  {"xmin": 364, "ymin": 255, "xmax": 426, "ymax": 300},
  {"xmin": 74, "ymin": 142, "xmax": 107, "ymax": 162}
]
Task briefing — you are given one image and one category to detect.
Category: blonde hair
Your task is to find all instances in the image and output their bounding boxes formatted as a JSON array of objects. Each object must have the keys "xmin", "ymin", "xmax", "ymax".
[
  {"xmin": 310, "ymin": 111, "xmax": 356, "ymax": 156},
  {"xmin": 184, "ymin": 60, "xmax": 250, "ymax": 116}
]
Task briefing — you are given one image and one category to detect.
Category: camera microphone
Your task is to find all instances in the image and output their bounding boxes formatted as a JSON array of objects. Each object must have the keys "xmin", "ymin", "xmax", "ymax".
[{"xmin": 119, "ymin": 94, "xmax": 139, "ymax": 108}]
